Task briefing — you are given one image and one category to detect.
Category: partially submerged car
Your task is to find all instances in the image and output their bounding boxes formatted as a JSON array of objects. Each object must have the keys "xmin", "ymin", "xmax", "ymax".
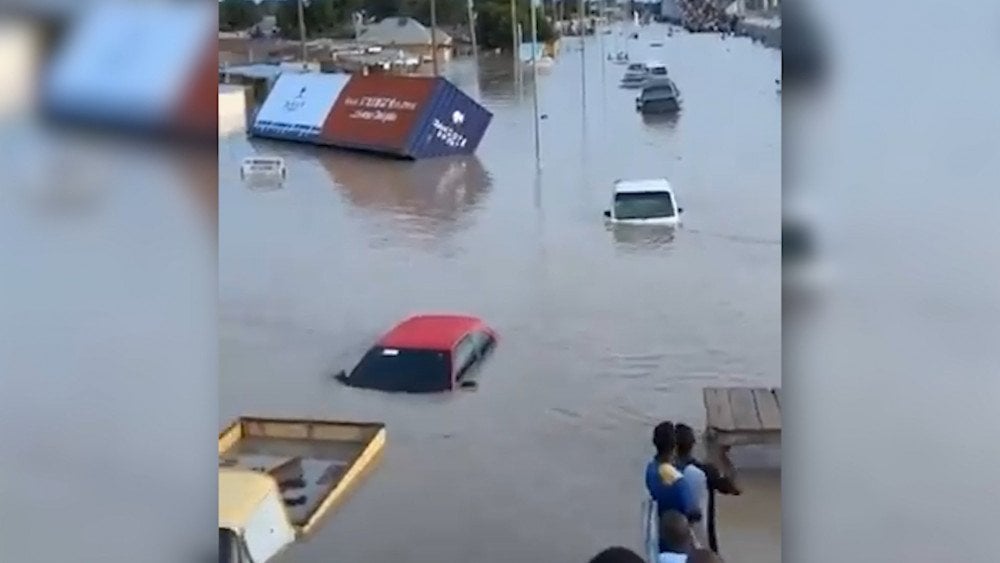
[
  {"xmin": 336, "ymin": 314, "xmax": 497, "ymax": 393},
  {"xmin": 604, "ymin": 179, "xmax": 683, "ymax": 225},
  {"xmin": 635, "ymin": 79, "xmax": 681, "ymax": 114}
]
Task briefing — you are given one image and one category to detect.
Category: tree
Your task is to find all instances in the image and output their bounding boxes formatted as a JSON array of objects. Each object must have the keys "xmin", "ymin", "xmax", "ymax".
[
  {"xmin": 476, "ymin": 0, "xmax": 555, "ymax": 50},
  {"xmin": 276, "ymin": 0, "xmax": 363, "ymax": 39},
  {"xmin": 219, "ymin": 0, "xmax": 260, "ymax": 31}
]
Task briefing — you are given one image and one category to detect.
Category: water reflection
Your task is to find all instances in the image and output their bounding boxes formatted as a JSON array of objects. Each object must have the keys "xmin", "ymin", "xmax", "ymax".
[
  {"xmin": 609, "ymin": 223, "xmax": 678, "ymax": 249},
  {"xmin": 313, "ymin": 150, "xmax": 492, "ymax": 232},
  {"xmin": 640, "ymin": 111, "xmax": 681, "ymax": 130}
]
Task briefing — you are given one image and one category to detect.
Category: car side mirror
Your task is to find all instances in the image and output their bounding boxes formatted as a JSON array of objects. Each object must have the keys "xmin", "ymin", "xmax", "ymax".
[
  {"xmin": 459, "ymin": 379, "xmax": 478, "ymax": 390},
  {"xmin": 678, "ymin": 207, "xmax": 684, "ymax": 214},
  {"xmin": 603, "ymin": 210, "xmax": 611, "ymax": 218},
  {"xmin": 334, "ymin": 370, "xmax": 347, "ymax": 383}
]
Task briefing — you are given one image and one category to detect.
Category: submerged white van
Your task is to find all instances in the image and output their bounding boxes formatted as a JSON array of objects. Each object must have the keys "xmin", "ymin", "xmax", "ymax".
[{"xmin": 603, "ymin": 178, "xmax": 683, "ymax": 225}]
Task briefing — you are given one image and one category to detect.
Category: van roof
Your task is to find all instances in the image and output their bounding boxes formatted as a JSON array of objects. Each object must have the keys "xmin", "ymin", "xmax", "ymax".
[
  {"xmin": 218, "ymin": 469, "xmax": 279, "ymax": 531},
  {"xmin": 614, "ymin": 178, "xmax": 673, "ymax": 194}
]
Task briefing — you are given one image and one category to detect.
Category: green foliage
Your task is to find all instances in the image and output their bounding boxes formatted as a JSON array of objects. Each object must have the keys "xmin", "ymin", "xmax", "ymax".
[
  {"xmin": 275, "ymin": 0, "xmax": 363, "ymax": 39},
  {"xmin": 228, "ymin": 0, "xmax": 556, "ymax": 47},
  {"xmin": 476, "ymin": 0, "xmax": 555, "ymax": 50},
  {"xmin": 218, "ymin": 0, "xmax": 260, "ymax": 31}
]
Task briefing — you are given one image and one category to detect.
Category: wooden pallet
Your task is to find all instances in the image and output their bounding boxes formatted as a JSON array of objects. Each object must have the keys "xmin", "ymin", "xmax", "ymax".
[{"xmin": 702, "ymin": 386, "xmax": 781, "ymax": 480}]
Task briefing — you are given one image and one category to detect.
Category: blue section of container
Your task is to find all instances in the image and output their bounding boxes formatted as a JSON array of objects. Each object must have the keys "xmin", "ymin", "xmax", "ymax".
[
  {"xmin": 404, "ymin": 78, "xmax": 493, "ymax": 159},
  {"xmin": 250, "ymin": 121, "xmax": 325, "ymax": 144}
]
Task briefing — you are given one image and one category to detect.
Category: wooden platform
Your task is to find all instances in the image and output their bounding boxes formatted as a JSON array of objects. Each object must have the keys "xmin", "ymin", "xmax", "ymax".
[{"xmin": 702, "ymin": 386, "xmax": 781, "ymax": 479}]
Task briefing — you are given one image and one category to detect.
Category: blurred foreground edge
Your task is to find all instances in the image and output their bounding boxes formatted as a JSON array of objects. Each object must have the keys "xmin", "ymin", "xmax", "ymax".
[
  {"xmin": 780, "ymin": 3, "xmax": 827, "ymax": 89},
  {"xmin": 37, "ymin": 2, "xmax": 217, "ymax": 147}
]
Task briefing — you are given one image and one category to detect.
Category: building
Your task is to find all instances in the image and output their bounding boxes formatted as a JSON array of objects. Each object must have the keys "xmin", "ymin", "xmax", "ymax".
[{"xmin": 357, "ymin": 17, "xmax": 453, "ymax": 62}]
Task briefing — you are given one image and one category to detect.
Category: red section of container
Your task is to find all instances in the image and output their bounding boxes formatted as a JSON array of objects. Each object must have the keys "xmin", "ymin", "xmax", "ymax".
[
  {"xmin": 172, "ymin": 33, "xmax": 219, "ymax": 139},
  {"xmin": 321, "ymin": 75, "xmax": 440, "ymax": 155}
]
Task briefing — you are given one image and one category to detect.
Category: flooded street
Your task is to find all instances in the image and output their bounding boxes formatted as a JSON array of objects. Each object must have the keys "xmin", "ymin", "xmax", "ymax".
[{"xmin": 220, "ymin": 24, "xmax": 780, "ymax": 563}]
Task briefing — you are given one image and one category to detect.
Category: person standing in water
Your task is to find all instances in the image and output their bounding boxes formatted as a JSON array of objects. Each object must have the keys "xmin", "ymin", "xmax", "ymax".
[
  {"xmin": 645, "ymin": 422, "xmax": 701, "ymax": 522},
  {"xmin": 673, "ymin": 423, "xmax": 741, "ymax": 554}
]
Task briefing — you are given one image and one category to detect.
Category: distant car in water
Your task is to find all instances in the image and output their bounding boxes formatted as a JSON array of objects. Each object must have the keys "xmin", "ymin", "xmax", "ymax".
[
  {"xmin": 604, "ymin": 178, "xmax": 683, "ymax": 226},
  {"xmin": 635, "ymin": 79, "xmax": 681, "ymax": 114},
  {"xmin": 240, "ymin": 156, "xmax": 286, "ymax": 187},
  {"xmin": 335, "ymin": 315, "xmax": 497, "ymax": 393}
]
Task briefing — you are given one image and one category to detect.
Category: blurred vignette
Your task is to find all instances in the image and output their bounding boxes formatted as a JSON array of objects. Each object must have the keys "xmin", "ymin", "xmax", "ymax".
[
  {"xmin": 0, "ymin": 2, "xmax": 217, "ymax": 562},
  {"xmin": 784, "ymin": 1, "xmax": 1000, "ymax": 562}
]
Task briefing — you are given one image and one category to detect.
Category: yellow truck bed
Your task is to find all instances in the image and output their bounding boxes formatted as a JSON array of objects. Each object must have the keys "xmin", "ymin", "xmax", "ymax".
[{"xmin": 218, "ymin": 416, "xmax": 386, "ymax": 537}]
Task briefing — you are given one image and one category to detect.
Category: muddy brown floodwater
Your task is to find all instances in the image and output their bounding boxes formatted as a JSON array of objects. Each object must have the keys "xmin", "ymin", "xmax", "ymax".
[{"xmin": 220, "ymin": 24, "xmax": 781, "ymax": 563}]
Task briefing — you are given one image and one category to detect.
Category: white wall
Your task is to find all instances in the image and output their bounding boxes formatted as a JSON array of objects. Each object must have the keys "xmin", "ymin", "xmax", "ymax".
[
  {"xmin": 0, "ymin": 22, "xmax": 40, "ymax": 119},
  {"xmin": 219, "ymin": 85, "xmax": 249, "ymax": 137}
]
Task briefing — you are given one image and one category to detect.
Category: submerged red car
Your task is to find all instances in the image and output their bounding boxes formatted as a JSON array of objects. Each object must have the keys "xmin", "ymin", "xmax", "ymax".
[{"xmin": 336, "ymin": 314, "xmax": 497, "ymax": 393}]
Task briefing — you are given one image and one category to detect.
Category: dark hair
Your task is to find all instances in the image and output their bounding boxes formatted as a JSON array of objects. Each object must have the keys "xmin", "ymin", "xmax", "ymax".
[
  {"xmin": 688, "ymin": 549, "xmax": 723, "ymax": 562},
  {"xmin": 587, "ymin": 546, "xmax": 645, "ymax": 563},
  {"xmin": 652, "ymin": 421, "xmax": 675, "ymax": 454},
  {"xmin": 659, "ymin": 510, "xmax": 692, "ymax": 552},
  {"xmin": 675, "ymin": 423, "xmax": 696, "ymax": 456}
]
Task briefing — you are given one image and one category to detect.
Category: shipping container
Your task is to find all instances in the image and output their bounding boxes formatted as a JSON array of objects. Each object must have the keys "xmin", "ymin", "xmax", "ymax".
[
  {"xmin": 250, "ymin": 73, "xmax": 491, "ymax": 159},
  {"xmin": 250, "ymin": 72, "xmax": 352, "ymax": 143},
  {"xmin": 322, "ymin": 75, "xmax": 492, "ymax": 159},
  {"xmin": 40, "ymin": 3, "xmax": 216, "ymax": 138}
]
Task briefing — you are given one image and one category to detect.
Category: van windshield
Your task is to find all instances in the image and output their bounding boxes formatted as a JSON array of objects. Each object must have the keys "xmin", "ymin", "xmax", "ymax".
[
  {"xmin": 220, "ymin": 528, "xmax": 244, "ymax": 563},
  {"xmin": 614, "ymin": 191, "xmax": 675, "ymax": 220},
  {"xmin": 346, "ymin": 347, "xmax": 451, "ymax": 392}
]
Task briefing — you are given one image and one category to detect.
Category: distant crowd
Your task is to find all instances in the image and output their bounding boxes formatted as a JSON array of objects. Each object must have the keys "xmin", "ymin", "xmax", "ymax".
[{"xmin": 588, "ymin": 421, "xmax": 741, "ymax": 563}]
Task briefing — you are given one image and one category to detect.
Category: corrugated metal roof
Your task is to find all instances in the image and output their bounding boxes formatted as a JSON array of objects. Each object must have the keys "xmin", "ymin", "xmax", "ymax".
[{"xmin": 358, "ymin": 17, "xmax": 452, "ymax": 46}]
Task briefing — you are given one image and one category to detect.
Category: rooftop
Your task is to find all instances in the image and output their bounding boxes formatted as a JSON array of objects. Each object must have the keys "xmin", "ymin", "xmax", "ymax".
[
  {"xmin": 218, "ymin": 469, "xmax": 278, "ymax": 531},
  {"xmin": 614, "ymin": 178, "xmax": 674, "ymax": 194},
  {"xmin": 358, "ymin": 17, "xmax": 453, "ymax": 47},
  {"xmin": 378, "ymin": 314, "xmax": 487, "ymax": 351}
]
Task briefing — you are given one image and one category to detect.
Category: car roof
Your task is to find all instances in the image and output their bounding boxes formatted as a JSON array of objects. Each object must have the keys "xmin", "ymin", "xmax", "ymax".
[
  {"xmin": 377, "ymin": 314, "xmax": 487, "ymax": 351},
  {"xmin": 218, "ymin": 469, "xmax": 279, "ymax": 531},
  {"xmin": 614, "ymin": 178, "xmax": 673, "ymax": 194}
]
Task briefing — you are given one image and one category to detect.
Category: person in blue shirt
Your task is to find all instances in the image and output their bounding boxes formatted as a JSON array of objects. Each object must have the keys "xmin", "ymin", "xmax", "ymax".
[{"xmin": 645, "ymin": 421, "xmax": 701, "ymax": 523}]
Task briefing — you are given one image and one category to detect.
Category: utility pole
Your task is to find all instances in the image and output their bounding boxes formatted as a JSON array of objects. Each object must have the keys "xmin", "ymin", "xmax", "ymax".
[
  {"xmin": 430, "ymin": 0, "xmax": 439, "ymax": 76},
  {"xmin": 467, "ymin": 0, "xmax": 479, "ymax": 61},
  {"xmin": 530, "ymin": 0, "xmax": 541, "ymax": 169},
  {"xmin": 578, "ymin": 0, "xmax": 586, "ymax": 110},
  {"xmin": 297, "ymin": 0, "xmax": 307, "ymax": 68},
  {"xmin": 510, "ymin": 0, "xmax": 518, "ymax": 59}
]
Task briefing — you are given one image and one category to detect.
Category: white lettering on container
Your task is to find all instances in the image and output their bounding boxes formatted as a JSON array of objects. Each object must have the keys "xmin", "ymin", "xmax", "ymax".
[{"xmin": 430, "ymin": 119, "xmax": 468, "ymax": 149}]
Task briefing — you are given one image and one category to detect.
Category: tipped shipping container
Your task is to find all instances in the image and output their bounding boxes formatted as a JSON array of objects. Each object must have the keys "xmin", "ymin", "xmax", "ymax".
[
  {"xmin": 250, "ymin": 72, "xmax": 352, "ymax": 143},
  {"xmin": 323, "ymin": 75, "xmax": 492, "ymax": 159},
  {"xmin": 250, "ymin": 73, "xmax": 491, "ymax": 159}
]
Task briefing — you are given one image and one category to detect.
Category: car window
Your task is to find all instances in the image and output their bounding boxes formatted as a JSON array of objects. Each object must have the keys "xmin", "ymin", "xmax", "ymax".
[
  {"xmin": 472, "ymin": 330, "xmax": 495, "ymax": 354},
  {"xmin": 452, "ymin": 335, "xmax": 478, "ymax": 377},
  {"xmin": 347, "ymin": 347, "xmax": 451, "ymax": 392},
  {"xmin": 613, "ymin": 191, "xmax": 675, "ymax": 220}
]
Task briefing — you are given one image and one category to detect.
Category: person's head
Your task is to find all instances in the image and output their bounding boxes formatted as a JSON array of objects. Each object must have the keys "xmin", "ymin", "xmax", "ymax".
[
  {"xmin": 675, "ymin": 423, "xmax": 697, "ymax": 458},
  {"xmin": 659, "ymin": 510, "xmax": 692, "ymax": 553},
  {"xmin": 587, "ymin": 546, "xmax": 645, "ymax": 563},
  {"xmin": 652, "ymin": 421, "xmax": 675, "ymax": 456},
  {"xmin": 687, "ymin": 549, "xmax": 723, "ymax": 562}
]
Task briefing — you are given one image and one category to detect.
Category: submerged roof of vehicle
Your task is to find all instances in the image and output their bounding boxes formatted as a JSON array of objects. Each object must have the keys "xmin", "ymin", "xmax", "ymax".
[
  {"xmin": 378, "ymin": 314, "xmax": 488, "ymax": 351},
  {"xmin": 218, "ymin": 469, "xmax": 279, "ymax": 531},
  {"xmin": 614, "ymin": 178, "xmax": 674, "ymax": 194}
]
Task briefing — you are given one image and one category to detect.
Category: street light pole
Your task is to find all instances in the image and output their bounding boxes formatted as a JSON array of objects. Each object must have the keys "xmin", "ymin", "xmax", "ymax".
[
  {"xmin": 430, "ymin": 0, "xmax": 439, "ymax": 76},
  {"xmin": 530, "ymin": 0, "xmax": 541, "ymax": 169},
  {"xmin": 467, "ymin": 0, "xmax": 479, "ymax": 62},
  {"xmin": 297, "ymin": 0, "xmax": 308, "ymax": 68}
]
